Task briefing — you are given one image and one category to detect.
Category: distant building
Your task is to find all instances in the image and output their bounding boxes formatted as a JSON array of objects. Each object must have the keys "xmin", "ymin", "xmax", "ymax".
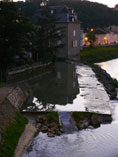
[
  {"xmin": 0, "ymin": 0, "xmax": 13, "ymax": 1},
  {"xmin": 83, "ymin": 27, "xmax": 118, "ymax": 46},
  {"xmin": 34, "ymin": 5, "xmax": 81, "ymax": 58}
]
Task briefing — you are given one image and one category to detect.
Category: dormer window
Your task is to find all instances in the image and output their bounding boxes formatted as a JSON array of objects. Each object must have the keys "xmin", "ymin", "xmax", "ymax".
[
  {"xmin": 51, "ymin": 10, "xmax": 54, "ymax": 14},
  {"xmin": 73, "ymin": 30, "xmax": 76, "ymax": 37},
  {"xmin": 72, "ymin": 17, "xmax": 75, "ymax": 22}
]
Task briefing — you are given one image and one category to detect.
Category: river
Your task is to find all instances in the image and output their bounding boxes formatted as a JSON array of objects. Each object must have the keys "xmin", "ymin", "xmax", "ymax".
[{"xmin": 22, "ymin": 60, "xmax": 118, "ymax": 157}]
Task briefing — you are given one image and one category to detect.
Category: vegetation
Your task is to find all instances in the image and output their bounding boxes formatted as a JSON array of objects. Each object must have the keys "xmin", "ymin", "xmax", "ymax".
[
  {"xmin": 49, "ymin": 0, "xmax": 118, "ymax": 30},
  {"xmin": 0, "ymin": 2, "xmax": 64, "ymax": 82},
  {"xmin": 81, "ymin": 47, "xmax": 118, "ymax": 64},
  {"xmin": 72, "ymin": 112, "xmax": 97, "ymax": 129},
  {"xmin": 0, "ymin": 83, "xmax": 5, "ymax": 87},
  {"xmin": 17, "ymin": 1, "xmax": 118, "ymax": 30},
  {"xmin": 47, "ymin": 112, "xmax": 59, "ymax": 123},
  {"xmin": 0, "ymin": 112, "xmax": 27, "ymax": 157},
  {"xmin": 0, "ymin": 2, "xmax": 34, "ymax": 82},
  {"xmin": 81, "ymin": 47, "xmax": 118, "ymax": 99},
  {"xmin": 34, "ymin": 6, "xmax": 65, "ymax": 63},
  {"xmin": 86, "ymin": 29, "xmax": 96, "ymax": 46}
]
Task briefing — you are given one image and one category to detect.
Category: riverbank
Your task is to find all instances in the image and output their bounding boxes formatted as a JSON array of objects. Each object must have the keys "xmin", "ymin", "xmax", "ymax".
[
  {"xmin": 81, "ymin": 47, "xmax": 118, "ymax": 99},
  {"xmin": 81, "ymin": 47, "xmax": 118, "ymax": 64},
  {"xmin": 0, "ymin": 112, "xmax": 27, "ymax": 157},
  {"xmin": 0, "ymin": 85, "xmax": 30, "ymax": 157}
]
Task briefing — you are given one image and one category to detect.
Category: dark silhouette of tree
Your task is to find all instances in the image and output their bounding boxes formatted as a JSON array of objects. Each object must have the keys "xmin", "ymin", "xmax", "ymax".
[
  {"xmin": 0, "ymin": 2, "xmax": 34, "ymax": 81},
  {"xmin": 34, "ymin": 6, "xmax": 65, "ymax": 62},
  {"xmin": 86, "ymin": 29, "xmax": 96, "ymax": 46}
]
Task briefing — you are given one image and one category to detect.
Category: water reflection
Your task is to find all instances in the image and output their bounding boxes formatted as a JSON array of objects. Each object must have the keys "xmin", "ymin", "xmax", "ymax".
[
  {"xmin": 22, "ymin": 62, "xmax": 81, "ymax": 112},
  {"xmin": 97, "ymin": 58, "xmax": 118, "ymax": 80}
]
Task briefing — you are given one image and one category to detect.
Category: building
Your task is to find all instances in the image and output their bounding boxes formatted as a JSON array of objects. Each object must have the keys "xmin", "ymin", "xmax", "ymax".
[
  {"xmin": 34, "ymin": 5, "xmax": 81, "ymax": 58},
  {"xmin": 83, "ymin": 27, "xmax": 118, "ymax": 46}
]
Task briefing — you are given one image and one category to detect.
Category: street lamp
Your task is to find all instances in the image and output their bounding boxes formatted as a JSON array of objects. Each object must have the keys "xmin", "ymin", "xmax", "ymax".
[{"xmin": 90, "ymin": 28, "xmax": 94, "ymax": 32}]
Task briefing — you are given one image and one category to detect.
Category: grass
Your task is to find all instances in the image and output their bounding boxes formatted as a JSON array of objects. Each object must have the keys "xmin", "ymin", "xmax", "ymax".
[
  {"xmin": 0, "ymin": 83, "xmax": 5, "ymax": 87},
  {"xmin": 0, "ymin": 112, "xmax": 27, "ymax": 157},
  {"xmin": 80, "ymin": 46, "xmax": 118, "ymax": 99},
  {"xmin": 47, "ymin": 112, "xmax": 59, "ymax": 123},
  {"xmin": 81, "ymin": 46, "xmax": 118, "ymax": 64},
  {"xmin": 72, "ymin": 112, "xmax": 96, "ymax": 121}
]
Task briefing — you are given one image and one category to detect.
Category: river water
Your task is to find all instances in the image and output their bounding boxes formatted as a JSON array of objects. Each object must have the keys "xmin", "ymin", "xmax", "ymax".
[
  {"xmin": 22, "ymin": 60, "xmax": 118, "ymax": 157},
  {"xmin": 22, "ymin": 62, "xmax": 110, "ymax": 114}
]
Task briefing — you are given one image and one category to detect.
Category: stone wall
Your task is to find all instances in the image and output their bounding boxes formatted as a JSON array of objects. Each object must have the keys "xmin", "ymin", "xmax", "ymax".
[
  {"xmin": 0, "ymin": 85, "xmax": 29, "ymax": 142},
  {"xmin": 7, "ymin": 86, "xmax": 29, "ymax": 110}
]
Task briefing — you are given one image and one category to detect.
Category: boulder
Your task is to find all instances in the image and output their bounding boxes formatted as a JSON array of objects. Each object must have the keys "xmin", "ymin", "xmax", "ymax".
[
  {"xmin": 79, "ymin": 119, "xmax": 89, "ymax": 129},
  {"xmin": 56, "ymin": 131, "xmax": 62, "ymax": 136},
  {"xmin": 88, "ymin": 125, "xmax": 94, "ymax": 129},
  {"xmin": 35, "ymin": 123, "xmax": 42, "ymax": 129},
  {"xmin": 48, "ymin": 132, "xmax": 55, "ymax": 137},
  {"xmin": 90, "ymin": 115, "xmax": 102, "ymax": 128},
  {"xmin": 40, "ymin": 126, "xmax": 48, "ymax": 133}
]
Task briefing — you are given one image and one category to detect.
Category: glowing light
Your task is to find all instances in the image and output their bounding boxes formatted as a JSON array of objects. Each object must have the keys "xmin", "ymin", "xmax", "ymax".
[
  {"xmin": 84, "ymin": 37, "xmax": 88, "ymax": 42},
  {"xmin": 104, "ymin": 37, "xmax": 107, "ymax": 40},
  {"xmin": 90, "ymin": 28, "xmax": 94, "ymax": 32}
]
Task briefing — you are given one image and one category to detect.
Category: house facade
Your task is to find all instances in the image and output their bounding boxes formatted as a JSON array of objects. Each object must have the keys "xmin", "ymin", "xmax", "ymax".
[
  {"xmin": 83, "ymin": 27, "xmax": 118, "ymax": 46},
  {"xmin": 34, "ymin": 5, "xmax": 81, "ymax": 58}
]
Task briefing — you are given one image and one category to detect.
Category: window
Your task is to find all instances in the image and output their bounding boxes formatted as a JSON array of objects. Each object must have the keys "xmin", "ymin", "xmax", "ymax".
[
  {"xmin": 51, "ymin": 10, "xmax": 54, "ymax": 14},
  {"xmin": 57, "ymin": 30, "xmax": 61, "ymax": 36},
  {"xmin": 57, "ymin": 40, "xmax": 62, "ymax": 45},
  {"xmin": 73, "ymin": 30, "xmax": 76, "ymax": 37},
  {"xmin": 72, "ymin": 40, "xmax": 78, "ymax": 48},
  {"xmin": 72, "ymin": 17, "xmax": 75, "ymax": 22}
]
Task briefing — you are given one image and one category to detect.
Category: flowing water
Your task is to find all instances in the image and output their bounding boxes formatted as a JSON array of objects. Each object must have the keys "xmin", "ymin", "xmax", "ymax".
[{"xmin": 22, "ymin": 60, "xmax": 118, "ymax": 157}]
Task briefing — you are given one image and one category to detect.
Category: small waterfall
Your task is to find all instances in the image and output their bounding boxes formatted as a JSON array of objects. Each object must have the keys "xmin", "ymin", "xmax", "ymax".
[{"xmin": 59, "ymin": 112, "xmax": 78, "ymax": 133}]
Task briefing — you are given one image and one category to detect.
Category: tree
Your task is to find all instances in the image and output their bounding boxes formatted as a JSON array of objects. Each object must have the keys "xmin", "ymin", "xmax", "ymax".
[
  {"xmin": 0, "ymin": 2, "xmax": 34, "ymax": 81},
  {"xmin": 86, "ymin": 29, "xmax": 96, "ymax": 46},
  {"xmin": 34, "ymin": 6, "xmax": 65, "ymax": 62}
]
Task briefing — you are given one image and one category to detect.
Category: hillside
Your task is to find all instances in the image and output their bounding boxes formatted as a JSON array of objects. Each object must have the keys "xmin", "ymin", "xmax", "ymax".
[{"xmin": 17, "ymin": 0, "xmax": 118, "ymax": 30}]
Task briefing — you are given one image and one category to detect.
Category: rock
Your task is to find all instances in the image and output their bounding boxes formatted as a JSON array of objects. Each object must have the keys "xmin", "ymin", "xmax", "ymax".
[
  {"xmin": 88, "ymin": 125, "xmax": 94, "ymax": 129},
  {"xmin": 49, "ymin": 122, "xmax": 57, "ymax": 128},
  {"xmin": 48, "ymin": 132, "xmax": 55, "ymax": 137},
  {"xmin": 40, "ymin": 126, "xmax": 48, "ymax": 133},
  {"xmin": 35, "ymin": 123, "xmax": 42, "ymax": 129},
  {"xmin": 60, "ymin": 128, "xmax": 64, "ymax": 133},
  {"xmin": 48, "ymin": 128, "xmax": 55, "ymax": 134},
  {"xmin": 56, "ymin": 131, "xmax": 62, "ymax": 136},
  {"xmin": 102, "ymin": 115, "xmax": 112, "ymax": 123},
  {"xmin": 36, "ymin": 115, "xmax": 47, "ymax": 123},
  {"xmin": 91, "ymin": 115, "xmax": 103, "ymax": 124},
  {"xmin": 79, "ymin": 120, "xmax": 89, "ymax": 129}
]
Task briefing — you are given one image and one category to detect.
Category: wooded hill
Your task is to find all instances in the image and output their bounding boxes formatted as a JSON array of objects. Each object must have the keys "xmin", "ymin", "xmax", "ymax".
[{"xmin": 17, "ymin": 0, "xmax": 118, "ymax": 30}]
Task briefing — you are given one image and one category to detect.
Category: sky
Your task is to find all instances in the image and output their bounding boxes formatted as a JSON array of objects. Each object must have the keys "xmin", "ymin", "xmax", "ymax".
[{"xmin": 88, "ymin": 0, "xmax": 117, "ymax": 8}]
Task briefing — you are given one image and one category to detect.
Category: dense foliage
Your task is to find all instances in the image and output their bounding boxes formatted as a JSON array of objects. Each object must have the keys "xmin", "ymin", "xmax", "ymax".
[
  {"xmin": 0, "ymin": 2, "xmax": 64, "ymax": 82},
  {"xmin": 17, "ymin": 0, "xmax": 118, "ymax": 30},
  {"xmin": 0, "ymin": 2, "xmax": 34, "ymax": 81},
  {"xmin": 34, "ymin": 7, "xmax": 65, "ymax": 62}
]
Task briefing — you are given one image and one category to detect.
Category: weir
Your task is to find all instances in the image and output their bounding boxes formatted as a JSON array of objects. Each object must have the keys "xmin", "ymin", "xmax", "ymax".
[{"xmin": 59, "ymin": 112, "xmax": 78, "ymax": 133}]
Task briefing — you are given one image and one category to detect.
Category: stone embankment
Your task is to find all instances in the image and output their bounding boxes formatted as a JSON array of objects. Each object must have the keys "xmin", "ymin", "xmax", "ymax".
[{"xmin": 0, "ymin": 84, "xmax": 30, "ymax": 143}]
